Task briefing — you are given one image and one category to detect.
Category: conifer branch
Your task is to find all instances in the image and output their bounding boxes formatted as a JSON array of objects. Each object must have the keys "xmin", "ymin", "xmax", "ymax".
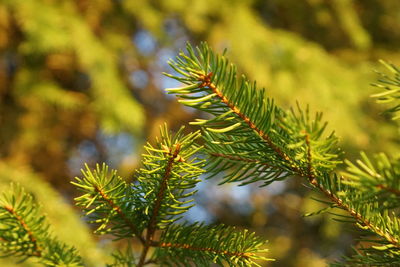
[
  {"xmin": 210, "ymin": 152, "xmax": 274, "ymax": 167},
  {"xmin": 309, "ymin": 177, "xmax": 400, "ymax": 248},
  {"xmin": 371, "ymin": 60, "xmax": 400, "ymax": 121},
  {"xmin": 0, "ymin": 184, "xmax": 83, "ymax": 266},
  {"xmin": 93, "ymin": 184, "xmax": 145, "ymax": 244},
  {"xmin": 147, "ymin": 143, "xmax": 182, "ymax": 240},
  {"xmin": 157, "ymin": 242, "xmax": 255, "ymax": 258},
  {"xmin": 166, "ymin": 43, "xmax": 340, "ymax": 185},
  {"xmin": 165, "ymin": 42, "xmax": 400, "ymax": 264},
  {"xmin": 294, "ymin": 128, "xmax": 400, "ymax": 248},
  {"xmin": 153, "ymin": 223, "xmax": 271, "ymax": 266},
  {"xmin": 134, "ymin": 126, "xmax": 269, "ymax": 266},
  {"xmin": 344, "ymin": 152, "xmax": 400, "ymax": 203},
  {"xmin": 198, "ymin": 72, "xmax": 299, "ymax": 173},
  {"xmin": 204, "ymin": 98, "xmax": 361, "ymax": 239},
  {"xmin": 2, "ymin": 204, "xmax": 42, "ymax": 257},
  {"xmin": 138, "ymin": 143, "xmax": 182, "ymax": 267},
  {"xmin": 72, "ymin": 164, "xmax": 144, "ymax": 240}
]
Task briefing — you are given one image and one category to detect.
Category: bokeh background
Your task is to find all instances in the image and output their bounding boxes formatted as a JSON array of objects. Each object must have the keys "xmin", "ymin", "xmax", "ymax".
[{"xmin": 1, "ymin": 0, "xmax": 400, "ymax": 266}]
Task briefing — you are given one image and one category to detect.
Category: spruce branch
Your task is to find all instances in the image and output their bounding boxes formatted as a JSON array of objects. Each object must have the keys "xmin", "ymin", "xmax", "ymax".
[
  {"xmin": 71, "ymin": 126, "xmax": 271, "ymax": 266},
  {"xmin": 0, "ymin": 188, "xmax": 43, "ymax": 258},
  {"xmin": 133, "ymin": 126, "xmax": 270, "ymax": 266},
  {"xmin": 145, "ymin": 140, "xmax": 182, "ymax": 238},
  {"xmin": 152, "ymin": 223, "xmax": 271, "ymax": 267},
  {"xmin": 303, "ymin": 139, "xmax": 400, "ymax": 251},
  {"xmin": 136, "ymin": 126, "xmax": 205, "ymax": 266},
  {"xmin": 134, "ymin": 126, "xmax": 205, "ymax": 231},
  {"xmin": 332, "ymin": 246, "xmax": 400, "ymax": 266},
  {"xmin": 0, "ymin": 184, "xmax": 83, "ymax": 266},
  {"xmin": 138, "ymin": 142, "xmax": 183, "ymax": 266},
  {"xmin": 72, "ymin": 164, "xmax": 145, "ymax": 242},
  {"xmin": 165, "ymin": 42, "xmax": 400, "ymax": 264},
  {"xmin": 344, "ymin": 152, "xmax": 400, "ymax": 202},
  {"xmin": 314, "ymin": 175, "xmax": 400, "ymax": 249},
  {"xmin": 371, "ymin": 60, "xmax": 400, "ymax": 121},
  {"xmin": 165, "ymin": 43, "xmax": 340, "ymax": 186}
]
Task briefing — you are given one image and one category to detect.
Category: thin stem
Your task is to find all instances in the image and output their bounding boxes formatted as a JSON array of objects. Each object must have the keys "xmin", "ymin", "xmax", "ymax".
[{"xmin": 138, "ymin": 143, "xmax": 181, "ymax": 267}]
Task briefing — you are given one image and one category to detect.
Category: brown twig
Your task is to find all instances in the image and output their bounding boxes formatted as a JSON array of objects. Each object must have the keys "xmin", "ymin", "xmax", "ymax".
[{"xmin": 138, "ymin": 143, "xmax": 181, "ymax": 267}]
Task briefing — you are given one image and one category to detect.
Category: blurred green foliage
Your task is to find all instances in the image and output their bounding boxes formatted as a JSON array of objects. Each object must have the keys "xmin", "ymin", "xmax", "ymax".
[{"xmin": 1, "ymin": 0, "xmax": 400, "ymax": 266}]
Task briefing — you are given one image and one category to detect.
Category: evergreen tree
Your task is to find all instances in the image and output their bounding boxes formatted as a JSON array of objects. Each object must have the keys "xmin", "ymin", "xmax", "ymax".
[{"xmin": 1, "ymin": 42, "xmax": 400, "ymax": 266}]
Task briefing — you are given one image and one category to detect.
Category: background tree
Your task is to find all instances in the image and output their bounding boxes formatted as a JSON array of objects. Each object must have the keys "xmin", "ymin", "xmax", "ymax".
[{"xmin": 1, "ymin": 0, "xmax": 400, "ymax": 266}]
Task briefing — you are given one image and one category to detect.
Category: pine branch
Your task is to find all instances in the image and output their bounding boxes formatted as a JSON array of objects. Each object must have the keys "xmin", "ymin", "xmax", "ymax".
[
  {"xmin": 72, "ymin": 164, "xmax": 145, "ymax": 242},
  {"xmin": 303, "ymin": 136, "xmax": 400, "ymax": 251},
  {"xmin": 0, "ymin": 184, "xmax": 83, "ymax": 266},
  {"xmin": 165, "ymin": 43, "xmax": 340, "ymax": 186},
  {"xmin": 2, "ymin": 201, "xmax": 42, "ymax": 258},
  {"xmin": 134, "ymin": 126, "xmax": 205, "ymax": 230},
  {"xmin": 146, "ymin": 141, "xmax": 182, "ymax": 237},
  {"xmin": 72, "ymin": 126, "xmax": 272, "ymax": 266},
  {"xmin": 138, "ymin": 141, "xmax": 183, "ymax": 266},
  {"xmin": 332, "ymin": 246, "xmax": 400, "ymax": 266},
  {"xmin": 203, "ymin": 129, "xmax": 289, "ymax": 185},
  {"xmin": 165, "ymin": 42, "xmax": 400, "ymax": 264},
  {"xmin": 312, "ymin": 175, "xmax": 400, "ymax": 248},
  {"xmin": 152, "ymin": 223, "xmax": 271, "ymax": 267},
  {"xmin": 344, "ymin": 152, "xmax": 400, "ymax": 204},
  {"xmin": 136, "ymin": 126, "xmax": 205, "ymax": 266},
  {"xmin": 371, "ymin": 60, "xmax": 400, "ymax": 121},
  {"xmin": 165, "ymin": 43, "xmax": 340, "ymax": 188}
]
